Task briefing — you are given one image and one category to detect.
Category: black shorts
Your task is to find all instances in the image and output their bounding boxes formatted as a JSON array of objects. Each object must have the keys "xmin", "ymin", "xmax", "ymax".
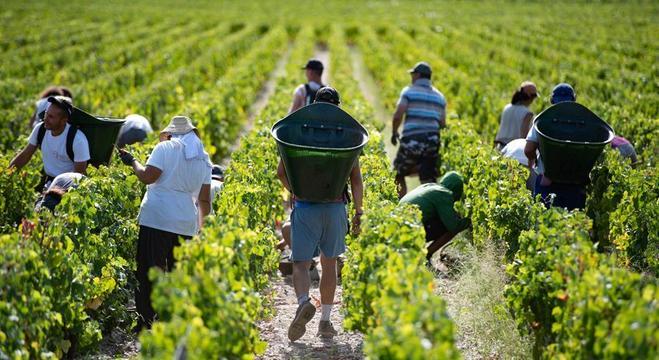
[
  {"xmin": 424, "ymin": 216, "xmax": 448, "ymax": 242},
  {"xmin": 393, "ymin": 132, "xmax": 439, "ymax": 182}
]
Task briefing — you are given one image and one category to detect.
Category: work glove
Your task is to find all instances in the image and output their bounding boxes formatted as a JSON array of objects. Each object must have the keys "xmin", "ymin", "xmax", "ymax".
[
  {"xmin": 118, "ymin": 149, "xmax": 135, "ymax": 166},
  {"xmin": 391, "ymin": 132, "xmax": 399, "ymax": 146}
]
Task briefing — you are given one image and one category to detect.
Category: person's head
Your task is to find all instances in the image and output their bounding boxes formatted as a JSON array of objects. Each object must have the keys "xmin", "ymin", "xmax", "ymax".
[
  {"xmin": 59, "ymin": 86, "xmax": 73, "ymax": 100},
  {"xmin": 39, "ymin": 187, "xmax": 66, "ymax": 212},
  {"xmin": 408, "ymin": 61, "xmax": 432, "ymax": 82},
  {"xmin": 550, "ymin": 83, "xmax": 576, "ymax": 104},
  {"xmin": 44, "ymin": 96, "xmax": 73, "ymax": 131},
  {"xmin": 212, "ymin": 164, "xmax": 225, "ymax": 182},
  {"xmin": 511, "ymin": 81, "xmax": 538, "ymax": 105},
  {"xmin": 439, "ymin": 171, "xmax": 464, "ymax": 202},
  {"xmin": 314, "ymin": 86, "xmax": 340, "ymax": 106},
  {"xmin": 117, "ymin": 114, "xmax": 151, "ymax": 148},
  {"xmin": 39, "ymin": 86, "xmax": 64, "ymax": 99},
  {"xmin": 160, "ymin": 115, "xmax": 198, "ymax": 142},
  {"xmin": 302, "ymin": 59, "xmax": 323, "ymax": 82}
]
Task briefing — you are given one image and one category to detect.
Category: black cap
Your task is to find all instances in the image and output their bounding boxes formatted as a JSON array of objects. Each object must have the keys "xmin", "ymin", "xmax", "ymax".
[
  {"xmin": 408, "ymin": 61, "xmax": 432, "ymax": 76},
  {"xmin": 47, "ymin": 96, "xmax": 73, "ymax": 118},
  {"xmin": 212, "ymin": 164, "xmax": 225, "ymax": 180},
  {"xmin": 314, "ymin": 86, "xmax": 340, "ymax": 105},
  {"xmin": 302, "ymin": 59, "xmax": 324, "ymax": 71}
]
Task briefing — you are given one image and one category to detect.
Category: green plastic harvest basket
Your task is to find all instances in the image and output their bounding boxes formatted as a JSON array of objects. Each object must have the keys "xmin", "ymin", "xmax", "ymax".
[
  {"xmin": 70, "ymin": 107, "xmax": 125, "ymax": 167},
  {"xmin": 271, "ymin": 103, "xmax": 369, "ymax": 202},
  {"xmin": 535, "ymin": 102, "xmax": 614, "ymax": 184}
]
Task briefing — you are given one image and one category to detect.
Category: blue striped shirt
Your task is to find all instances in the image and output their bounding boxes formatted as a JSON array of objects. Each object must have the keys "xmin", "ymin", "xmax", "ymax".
[{"xmin": 397, "ymin": 79, "xmax": 446, "ymax": 137}]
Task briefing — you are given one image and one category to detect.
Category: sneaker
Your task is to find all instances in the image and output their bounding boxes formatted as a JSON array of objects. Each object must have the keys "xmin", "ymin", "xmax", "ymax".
[
  {"xmin": 317, "ymin": 320, "xmax": 338, "ymax": 339},
  {"xmin": 288, "ymin": 300, "xmax": 316, "ymax": 341}
]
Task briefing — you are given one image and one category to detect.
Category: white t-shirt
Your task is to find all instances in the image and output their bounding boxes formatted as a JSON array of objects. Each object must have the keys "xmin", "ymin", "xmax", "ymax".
[
  {"xmin": 28, "ymin": 123, "xmax": 91, "ymax": 177},
  {"xmin": 293, "ymin": 81, "xmax": 322, "ymax": 104},
  {"xmin": 48, "ymin": 172, "xmax": 84, "ymax": 191},
  {"xmin": 138, "ymin": 139, "xmax": 212, "ymax": 237},
  {"xmin": 210, "ymin": 179, "xmax": 223, "ymax": 201},
  {"xmin": 501, "ymin": 138, "xmax": 529, "ymax": 166},
  {"xmin": 525, "ymin": 123, "xmax": 545, "ymax": 175},
  {"xmin": 495, "ymin": 104, "xmax": 532, "ymax": 145}
]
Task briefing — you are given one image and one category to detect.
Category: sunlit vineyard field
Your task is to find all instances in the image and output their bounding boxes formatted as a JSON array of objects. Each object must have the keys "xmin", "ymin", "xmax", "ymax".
[{"xmin": 1, "ymin": 1, "xmax": 657, "ymax": 359}]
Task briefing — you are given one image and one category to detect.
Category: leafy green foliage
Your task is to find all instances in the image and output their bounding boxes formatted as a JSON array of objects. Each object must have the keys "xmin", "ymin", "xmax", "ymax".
[
  {"xmin": 588, "ymin": 151, "xmax": 659, "ymax": 274},
  {"xmin": 330, "ymin": 26, "xmax": 459, "ymax": 359},
  {"xmin": 0, "ymin": 156, "xmax": 40, "ymax": 232},
  {"xmin": 0, "ymin": 158, "xmax": 146, "ymax": 358},
  {"xmin": 547, "ymin": 263, "xmax": 657, "ymax": 359}
]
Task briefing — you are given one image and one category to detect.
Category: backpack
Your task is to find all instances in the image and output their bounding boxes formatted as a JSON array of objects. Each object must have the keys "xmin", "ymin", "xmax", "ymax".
[
  {"xmin": 36, "ymin": 122, "xmax": 78, "ymax": 162},
  {"xmin": 304, "ymin": 83, "xmax": 325, "ymax": 106}
]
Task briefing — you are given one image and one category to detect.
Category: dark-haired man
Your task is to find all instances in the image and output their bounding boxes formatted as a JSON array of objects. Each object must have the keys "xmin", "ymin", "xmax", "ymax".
[
  {"xmin": 289, "ymin": 59, "xmax": 326, "ymax": 113},
  {"xmin": 10, "ymin": 96, "xmax": 90, "ymax": 187},
  {"xmin": 391, "ymin": 61, "xmax": 447, "ymax": 198},
  {"xmin": 277, "ymin": 86, "xmax": 363, "ymax": 341}
]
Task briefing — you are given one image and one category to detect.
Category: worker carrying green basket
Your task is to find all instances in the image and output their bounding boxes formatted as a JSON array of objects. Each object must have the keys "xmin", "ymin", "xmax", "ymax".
[
  {"xmin": 273, "ymin": 87, "xmax": 366, "ymax": 342},
  {"xmin": 524, "ymin": 84, "xmax": 616, "ymax": 210}
]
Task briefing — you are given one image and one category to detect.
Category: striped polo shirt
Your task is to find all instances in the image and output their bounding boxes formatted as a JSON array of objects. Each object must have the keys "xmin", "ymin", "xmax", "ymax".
[{"xmin": 397, "ymin": 78, "xmax": 446, "ymax": 137}]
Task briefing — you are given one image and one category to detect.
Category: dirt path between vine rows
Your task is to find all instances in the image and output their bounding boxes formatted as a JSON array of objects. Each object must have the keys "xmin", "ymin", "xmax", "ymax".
[
  {"xmin": 256, "ymin": 45, "xmax": 364, "ymax": 360},
  {"xmin": 222, "ymin": 43, "xmax": 293, "ymax": 165},
  {"xmin": 256, "ymin": 273, "xmax": 363, "ymax": 359}
]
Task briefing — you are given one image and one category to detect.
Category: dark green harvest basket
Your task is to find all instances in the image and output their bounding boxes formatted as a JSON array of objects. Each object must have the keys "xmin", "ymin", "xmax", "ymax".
[
  {"xmin": 71, "ymin": 107, "xmax": 125, "ymax": 167},
  {"xmin": 271, "ymin": 103, "xmax": 369, "ymax": 202},
  {"xmin": 535, "ymin": 102, "xmax": 614, "ymax": 184}
]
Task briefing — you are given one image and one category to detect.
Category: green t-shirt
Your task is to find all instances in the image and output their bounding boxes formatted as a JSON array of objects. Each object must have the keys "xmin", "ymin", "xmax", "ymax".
[{"xmin": 400, "ymin": 183, "xmax": 469, "ymax": 233}]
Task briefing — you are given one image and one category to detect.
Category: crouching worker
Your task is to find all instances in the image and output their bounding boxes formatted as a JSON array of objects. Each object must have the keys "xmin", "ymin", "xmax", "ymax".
[
  {"xmin": 118, "ymin": 115, "xmax": 212, "ymax": 331},
  {"xmin": 399, "ymin": 171, "xmax": 470, "ymax": 264},
  {"xmin": 35, "ymin": 172, "xmax": 85, "ymax": 212}
]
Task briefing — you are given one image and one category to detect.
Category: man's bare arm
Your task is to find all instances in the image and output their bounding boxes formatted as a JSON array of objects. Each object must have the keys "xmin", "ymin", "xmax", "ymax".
[
  {"xmin": 9, "ymin": 144, "xmax": 37, "ymax": 170},
  {"xmin": 277, "ymin": 159, "xmax": 291, "ymax": 192}
]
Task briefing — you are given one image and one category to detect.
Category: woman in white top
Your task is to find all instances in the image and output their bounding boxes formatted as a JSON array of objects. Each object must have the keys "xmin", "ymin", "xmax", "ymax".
[
  {"xmin": 494, "ymin": 81, "xmax": 538, "ymax": 149},
  {"xmin": 118, "ymin": 115, "xmax": 212, "ymax": 330}
]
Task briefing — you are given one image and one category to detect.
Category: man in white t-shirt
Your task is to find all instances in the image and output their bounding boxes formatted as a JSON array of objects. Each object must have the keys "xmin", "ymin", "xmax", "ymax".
[
  {"xmin": 10, "ymin": 96, "xmax": 90, "ymax": 186},
  {"xmin": 289, "ymin": 59, "xmax": 325, "ymax": 114},
  {"xmin": 118, "ymin": 115, "xmax": 212, "ymax": 330}
]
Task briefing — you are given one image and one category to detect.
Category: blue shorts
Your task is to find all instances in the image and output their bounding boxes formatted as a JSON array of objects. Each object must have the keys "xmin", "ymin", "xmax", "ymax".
[
  {"xmin": 290, "ymin": 202, "xmax": 348, "ymax": 261},
  {"xmin": 533, "ymin": 175, "xmax": 586, "ymax": 211}
]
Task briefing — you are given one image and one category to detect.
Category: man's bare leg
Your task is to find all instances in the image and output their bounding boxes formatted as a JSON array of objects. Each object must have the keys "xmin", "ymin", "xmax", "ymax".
[
  {"xmin": 318, "ymin": 254, "xmax": 338, "ymax": 338},
  {"xmin": 395, "ymin": 174, "xmax": 407, "ymax": 199},
  {"xmin": 278, "ymin": 221, "xmax": 291, "ymax": 251},
  {"xmin": 292, "ymin": 260, "xmax": 312, "ymax": 298},
  {"xmin": 319, "ymin": 254, "xmax": 337, "ymax": 305},
  {"xmin": 289, "ymin": 260, "xmax": 316, "ymax": 341}
]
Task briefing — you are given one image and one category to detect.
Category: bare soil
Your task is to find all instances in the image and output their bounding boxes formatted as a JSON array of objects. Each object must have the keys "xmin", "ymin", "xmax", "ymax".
[{"xmin": 256, "ymin": 270, "xmax": 363, "ymax": 360}]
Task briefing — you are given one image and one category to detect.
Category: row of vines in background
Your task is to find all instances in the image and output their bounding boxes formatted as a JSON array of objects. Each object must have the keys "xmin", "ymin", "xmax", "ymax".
[
  {"xmin": 0, "ymin": 24, "xmax": 292, "ymax": 360},
  {"xmin": 350, "ymin": 23, "xmax": 657, "ymax": 359},
  {"xmin": 327, "ymin": 26, "xmax": 459, "ymax": 359}
]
